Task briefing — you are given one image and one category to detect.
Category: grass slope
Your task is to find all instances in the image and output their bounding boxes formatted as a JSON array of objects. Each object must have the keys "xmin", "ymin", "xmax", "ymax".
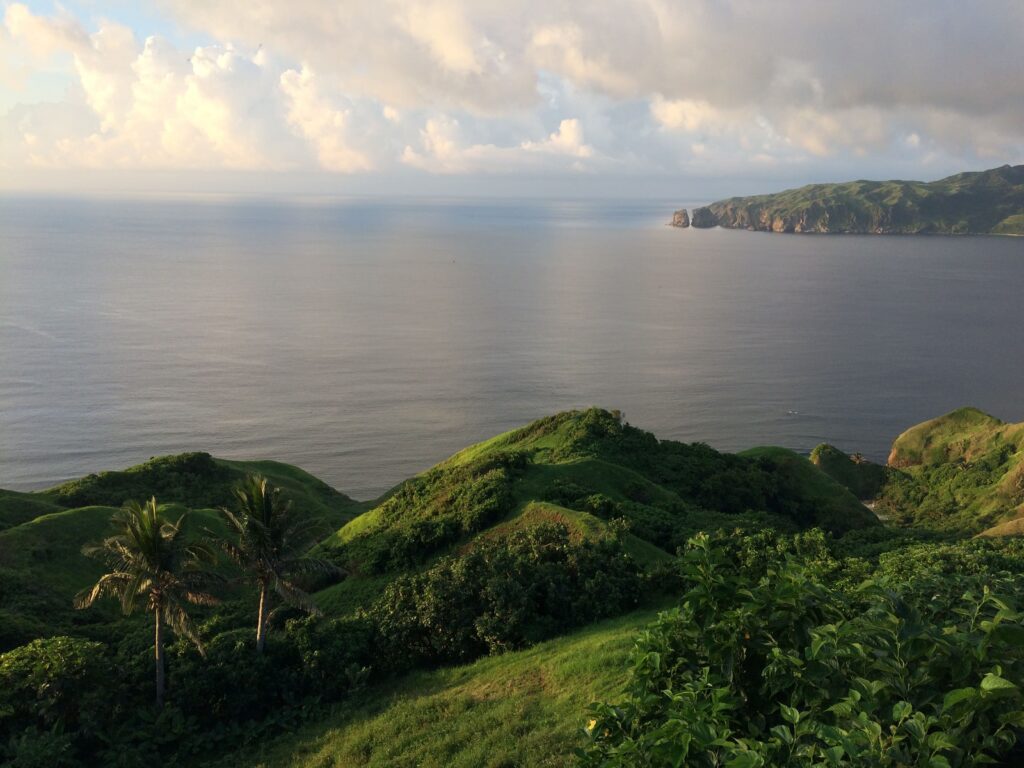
[
  {"xmin": 0, "ymin": 453, "xmax": 366, "ymax": 650},
  {"xmin": 689, "ymin": 163, "xmax": 1024, "ymax": 234},
  {"xmin": 206, "ymin": 608, "xmax": 658, "ymax": 768},
  {"xmin": 875, "ymin": 407, "xmax": 1024, "ymax": 534}
]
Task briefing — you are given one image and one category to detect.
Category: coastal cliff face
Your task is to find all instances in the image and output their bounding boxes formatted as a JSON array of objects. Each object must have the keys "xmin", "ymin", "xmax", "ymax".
[
  {"xmin": 686, "ymin": 164, "xmax": 1024, "ymax": 235},
  {"xmin": 670, "ymin": 209, "xmax": 690, "ymax": 228}
]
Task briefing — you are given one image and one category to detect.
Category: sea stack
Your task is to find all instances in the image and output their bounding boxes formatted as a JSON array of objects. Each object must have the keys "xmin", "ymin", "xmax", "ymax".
[
  {"xmin": 670, "ymin": 209, "xmax": 690, "ymax": 228},
  {"xmin": 690, "ymin": 207, "xmax": 718, "ymax": 228}
]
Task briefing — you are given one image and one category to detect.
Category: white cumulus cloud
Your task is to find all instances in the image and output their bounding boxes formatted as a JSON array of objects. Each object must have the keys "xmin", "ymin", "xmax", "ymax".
[{"xmin": 2, "ymin": 0, "xmax": 1023, "ymax": 188}]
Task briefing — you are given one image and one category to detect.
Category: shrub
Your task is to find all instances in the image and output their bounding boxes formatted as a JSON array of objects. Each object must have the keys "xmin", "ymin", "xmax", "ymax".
[
  {"xmin": 578, "ymin": 534, "xmax": 1024, "ymax": 767},
  {"xmin": 369, "ymin": 522, "xmax": 643, "ymax": 668},
  {"xmin": 0, "ymin": 636, "xmax": 118, "ymax": 765}
]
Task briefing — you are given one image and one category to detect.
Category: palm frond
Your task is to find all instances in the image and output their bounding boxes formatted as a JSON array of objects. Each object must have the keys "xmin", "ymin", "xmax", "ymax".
[{"xmin": 273, "ymin": 577, "xmax": 322, "ymax": 616}]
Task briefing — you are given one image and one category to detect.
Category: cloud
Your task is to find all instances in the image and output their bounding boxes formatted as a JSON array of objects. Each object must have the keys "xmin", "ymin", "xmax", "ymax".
[
  {"xmin": 2, "ymin": 6, "xmax": 300, "ymax": 170},
  {"xmin": 2, "ymin": 0, "xmax": 1023, "ymax": 186},
  {"xmin": 280, "ymin": 67, "xmax": 373, "ymax": 172},
  {"xmin": 401, "ymin": 115, "xmax": 595, "ymax": 173}
]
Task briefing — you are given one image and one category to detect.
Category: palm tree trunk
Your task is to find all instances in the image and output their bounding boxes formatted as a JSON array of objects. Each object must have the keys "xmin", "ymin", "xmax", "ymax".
[
  {"xmin": 256, "ymin": 583, "xmax": 268, "ymax": 654},
  {"xmin": 154, "ymin": 609, "xmax": 165, "ymax": 709}
]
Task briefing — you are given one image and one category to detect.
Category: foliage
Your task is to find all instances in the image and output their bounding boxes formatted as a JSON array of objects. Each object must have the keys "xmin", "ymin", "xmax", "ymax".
[
  {"xmin": 0, "ymin": 636, "xmax": 113, "ymax": 737},
  {"xmin": 74, "ymin": 498, "xmax": 221, "ymax": 707},
  {"xmin": 876, "ymin": 408, "xmax": 1024, "ymax": 534},
  {"xmin": 368, "ymin": 522, "xmax": 643, "ymax": 667},
  {"xmin": 205, "ymin": 608, "xmax": 658, "ymax": 768},
  {"xmin": 215, "ymin": 474, "xmax": 337, "ymax": 652},
  {"xmin": 578, "ymin": 533, "xmax": 1024, "ymax": 767},
  {"xmin": 5, "ymin": 408, "xmax": 1024, "ymax": 766},
  {"xmin": 75, "ymin": 498, "xmax": 220, "ymax": 649},
  {"xmin": 48, "ymin": 453, "xmax": 234, "ymax": 509}
]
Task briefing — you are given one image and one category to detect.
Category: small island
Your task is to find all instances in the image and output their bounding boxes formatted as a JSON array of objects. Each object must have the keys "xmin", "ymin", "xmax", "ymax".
[{"xmin": 674, "ymin": 163, "xmax": 1024, "ymax": 235}]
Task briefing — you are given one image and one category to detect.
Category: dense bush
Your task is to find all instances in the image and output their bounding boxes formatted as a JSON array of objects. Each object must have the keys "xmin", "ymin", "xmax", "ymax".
[
  {"xmin": 369, "ymin": 521, "xmax": 643, "ymax": 667},
  {"xmin": 578, "ymin": 534, "xmax": 1024, "ymax": 767},
  {"xmin": 875, "ymin": 537, "xmax": 1024, "ymax": 583},
  {"xmin": 0, "ymin": 636, "xmax": 119, "ymax": 765}
]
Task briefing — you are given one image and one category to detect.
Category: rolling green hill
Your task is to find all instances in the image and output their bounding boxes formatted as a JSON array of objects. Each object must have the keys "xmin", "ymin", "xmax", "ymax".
[
  {"xmin": 317, "ymin": 409, "xmax": 878, "ymax": 615},
  {"xmin": 0, "ymin": 409, "xmax": 876, "ymax": 651},
  {"xmin": 687, "ymin": 164, "xmax": 1024, "ymax": 234},
  {"xmin": 8, "ymin": 407, "xmax": 1024, "ymax": 767},
  {"xmin": 808, "ymin": 443, "xmax": 889, "ymax": 500}
]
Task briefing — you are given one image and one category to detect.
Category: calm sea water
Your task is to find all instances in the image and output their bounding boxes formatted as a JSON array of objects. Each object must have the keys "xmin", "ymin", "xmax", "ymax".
[{"xmin": 1, "ymin": 196, "xmax": 1022, "ymax": 499}]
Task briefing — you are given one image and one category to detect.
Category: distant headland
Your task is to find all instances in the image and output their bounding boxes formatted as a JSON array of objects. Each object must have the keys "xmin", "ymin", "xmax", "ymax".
[{"xmin": 671, "ymin": 164, "xmax": 1024, "ymax": 235}]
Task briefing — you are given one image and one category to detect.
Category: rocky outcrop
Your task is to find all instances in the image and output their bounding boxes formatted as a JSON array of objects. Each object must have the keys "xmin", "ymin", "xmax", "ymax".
[
  {"xmin": 690, "ymin": 207, "xmax": 718, "ymax": 228},
  {"xmin": 670, "ymin": 209, "xmax": 690, "ymax": 228}
]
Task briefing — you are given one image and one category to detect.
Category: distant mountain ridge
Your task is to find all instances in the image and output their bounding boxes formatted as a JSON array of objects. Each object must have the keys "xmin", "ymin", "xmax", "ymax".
[{"xmin": 672, "ymin": 164, "xmax": 1024, "ymax": 234}]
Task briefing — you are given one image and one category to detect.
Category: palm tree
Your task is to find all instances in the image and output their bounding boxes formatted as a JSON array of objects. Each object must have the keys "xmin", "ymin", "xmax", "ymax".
[
  {"xmin": 75, "ymin": 497, "xmax": 219, "ymax": 708},
  {"xmin": 216, "ymin": 474, "xmax": 337, "ymax": 653}
]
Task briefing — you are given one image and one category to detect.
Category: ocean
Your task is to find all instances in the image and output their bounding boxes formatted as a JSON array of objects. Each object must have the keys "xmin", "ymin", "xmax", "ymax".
[{"xmin": 2, "ymin": 195, "xmax": 1022, "ymax": 499}]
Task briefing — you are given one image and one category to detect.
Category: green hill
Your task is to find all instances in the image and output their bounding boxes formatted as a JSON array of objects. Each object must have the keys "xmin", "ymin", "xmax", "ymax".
[
  {"xmin": 873, "ymin": 407, "xmax": 1024, "ymax": 534},
  {"xmin": 318, "ymin": 409, "xmax": 878, "ymax": 615},
  {"xmin": 0, "ymin": 454, "xmax": 367, "ymax": 651},
  {"xmin": 687, "ymin": 164, "xmax": 1024, "ymax": 234},
  {"xmin": 21, "ymin": 408, "xmax": 1024, "ymax": 768},
  {"xmin": 808, "ymin": 443, "xmax": 889, "ymax": 500}
]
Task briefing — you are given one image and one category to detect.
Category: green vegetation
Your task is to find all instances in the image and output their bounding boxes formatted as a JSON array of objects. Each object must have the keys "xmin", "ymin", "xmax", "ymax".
[
  {"xmin": 580, "ymin": 532, "xmax": 1024, "ymax": 767},
  {"xmin": 211, "ymin": 608, "xmax": 659, "ymax": 768},
  {"xmin": 216, "ymin": 475, "xmax": 337, "ymax": 653},
  {"xmin": 74, "ymin": 498, "xmax": 221, "ymax": 707},
  {"xmin": 2, "ymin": 407, "xmax": 1023, "ymax": 766},
  {"xmin": 809, "ymin": 444, "xmax": 889, "ymax": 500},
  {"xmin": 874, "ymin": 408, "xmax": 1024, "ymax": 534},
  {"xmin": 688, "ymin": 164, "xmax": 1024, "ymax": 234}
]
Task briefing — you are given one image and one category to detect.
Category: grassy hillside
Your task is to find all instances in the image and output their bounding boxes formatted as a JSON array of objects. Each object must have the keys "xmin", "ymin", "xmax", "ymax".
[
  {"xmin": 0, "ymin": 454, "xmax": 367, "ymax": 651},
  {"xmin": 808, "ymin": 443, "xmax": 889, "ymax": 500},
  {"xmin": 4, "ymin": 407, "xmax": 1024, "ymax": 767},
  {"xmin": 319, "ymin": 409, "xmax": 878, "ymax": 614},
  {"xmin": 208, "ymin": 607, "xmax": 658, "ymax": 768},
  {"xmin": 874, "ymin": 407, "xmax": 1024, "ymax": 534},
  {"xmin": 739, "ymin": 446, "xmax": 877, "ymax": 531},
  {"xmin": 688, "ymin": 164, "xmax": 1024, "ymax": 234},
  {"xmin": 0, "ymin": 409, "xmax": 875, "ymax": 651}
]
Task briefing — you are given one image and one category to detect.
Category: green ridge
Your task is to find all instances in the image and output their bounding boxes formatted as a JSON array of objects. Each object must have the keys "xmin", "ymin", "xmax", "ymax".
[{"xmin": 688, "ymin": 164, "xmax": 1024, "ymax": 234}]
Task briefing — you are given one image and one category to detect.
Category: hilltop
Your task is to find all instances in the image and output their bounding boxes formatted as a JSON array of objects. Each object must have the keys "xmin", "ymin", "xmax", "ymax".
[
  {"xmin": 679, "ymin": 164, "xmax": 1024, "ymax": 234},
  {"xmin": 876, "ymin": 407, "xmax": 1024, "ymax": 535},
  {"xmin": 802, "ymin": 408, "xmax": 1024, "ymax": 536},
  {"xmin": 315, "ymin": 409, "xmax": 877, "ymax": 615}
]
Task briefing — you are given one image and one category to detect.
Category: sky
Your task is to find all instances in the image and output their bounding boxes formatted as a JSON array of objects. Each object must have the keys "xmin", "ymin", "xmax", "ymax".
[{"xmin": 1, "ymin": 0, "xmax": 1023, "ymax": 199}]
